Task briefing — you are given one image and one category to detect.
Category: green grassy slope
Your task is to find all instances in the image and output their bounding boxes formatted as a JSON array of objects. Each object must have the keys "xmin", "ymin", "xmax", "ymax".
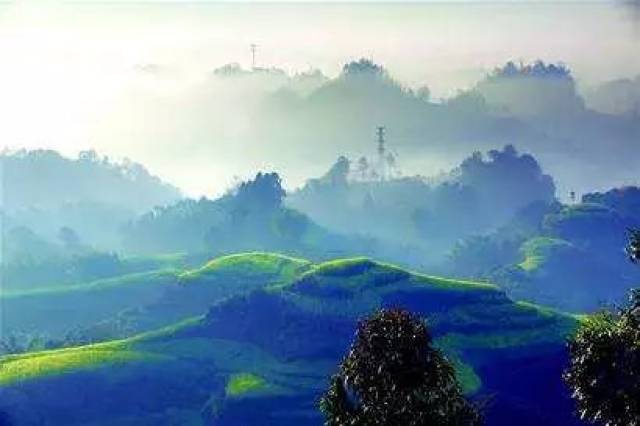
[
  {"xmin": 0, "ymin": 252, "xmax": 311, "ymax": 340},
  {"xmin": 0, "ymin": 270, "xmax": 178, "ymax": 337},
  {"xmin": 179, "ymin": 252, "xmax": 310, "ymax": 284},
  {"xmin": 0, "ymin": 254, "xmax": 580, "ymax": 426},
  {"xmin": 518, "ymin": 237, "xmax": 574, "ymax": 272},
  {"xmin": 496, "ymin": 235, "xmax": 627, "ymax": 312}
]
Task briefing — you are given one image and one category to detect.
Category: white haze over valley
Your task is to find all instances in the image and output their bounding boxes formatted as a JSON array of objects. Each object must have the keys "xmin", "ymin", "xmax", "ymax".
[{"xmin": 1, "ymin": 1, "xmax": 639, "ymax": 197}]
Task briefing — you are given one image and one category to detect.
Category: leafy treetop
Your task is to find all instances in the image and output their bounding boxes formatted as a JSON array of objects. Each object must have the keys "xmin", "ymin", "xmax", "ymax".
[
  {"xmin": 491, "ymin": 60, "xmax": 572, "ymax": 80},
  {"xmin": 342, "ymin": 59, "xmax": 388, "ymax": 79},
  {"xmin": 320, "ymin": 308, "xmax": 482, "ymax": 426},
  {"xmin": 564, "ymin": 232, "xmax": 640, "ymax": 426}
]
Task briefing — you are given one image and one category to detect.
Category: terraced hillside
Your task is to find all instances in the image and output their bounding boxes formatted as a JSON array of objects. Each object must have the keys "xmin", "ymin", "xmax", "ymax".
[{"xmin": 0, "ymin": 254, "xmax": 582, "ymax": 425}]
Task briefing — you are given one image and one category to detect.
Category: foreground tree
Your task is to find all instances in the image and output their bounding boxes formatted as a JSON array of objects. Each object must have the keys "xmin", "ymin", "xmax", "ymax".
[
  {"xmin": 320, "ymin": 308, "xmax": 481, "ymax": 426},
  {"xmin": 564, "ymin": 230, "xmax": 640, "ymax": 426}
]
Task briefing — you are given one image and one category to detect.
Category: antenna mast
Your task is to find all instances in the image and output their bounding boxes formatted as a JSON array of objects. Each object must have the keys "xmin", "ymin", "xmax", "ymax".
[
  {"xmin": 376, "ymin": 126, "xmax": 386, "ymax": 157},
  {"xmin": 250, "ymin": 43, "xmax": 257, "ymax": 70}
]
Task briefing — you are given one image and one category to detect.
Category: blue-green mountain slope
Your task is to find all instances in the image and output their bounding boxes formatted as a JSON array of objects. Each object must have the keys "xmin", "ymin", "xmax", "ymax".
[{"xmin": 0, "ymin": 254, "xmax": 582, "ymax": 426}]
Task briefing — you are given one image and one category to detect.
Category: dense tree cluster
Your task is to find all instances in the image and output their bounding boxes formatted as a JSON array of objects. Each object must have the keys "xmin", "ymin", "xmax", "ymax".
[
  {"xmin": 342, "ymin": 59, "xmax": 388, "ymax": 78},
  {"xmin": 124, "ymin": 173, "xmax": 288, "ymax": 253},
  {"xmin": 320, "ymin": 308, "xmax": 481, "ymax": 426},
  {"xmin": 233, "ymin": 172, "xmax": 286, "ymax": 212},
  {"xmin": 123, "ymin": 171, "xmax": 368, "ymax": 256},
  {"xmin": 456, "ymin": 145, "xmax": 556, "ymax": 220}
]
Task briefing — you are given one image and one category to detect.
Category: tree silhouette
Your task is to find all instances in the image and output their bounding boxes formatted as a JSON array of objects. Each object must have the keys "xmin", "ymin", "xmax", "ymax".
[
  {"xmin": 320, "ymin": 308, "xmax": 481, "ymax": 426},
  {"xmin": 234, "ymin": 172, "xmax": 285, "ymax": 212},
  {"xmin": 564, "ymin": 230, "xmax": 640, "ymax": 426}
]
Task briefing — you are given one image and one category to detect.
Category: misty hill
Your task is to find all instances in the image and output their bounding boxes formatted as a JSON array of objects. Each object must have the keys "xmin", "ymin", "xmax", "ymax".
[
  {"xmin": 0, "ymin": 149, "xmax": 180, "ymax": 213},
  {"xmin": 228, "ymin": 59, "xmax": 639, "ymax": 197},
  {"xmin": 582, "ymin": 185, "xmax": 640, "ymax": 219},
  {"xmin": 461, "ymin": 61, "xmax": 639, "ymax": 194},
  {"xmin": 474, "ymin": 60, "xmax": 585, "ymax": 118},
  {"xmin": 122, "ymin": 172, "xmax": 383, "ymax": 261},
  {"xmin": 288, "ymin": 145, "xmax": 555, "ymax": 265},
  {"xmin": 84, "ymin": 57, "xmax": 640, "ymax": 200},
  {"xmin": 252, "ymin": 59, "xmax": 538, "ymax": 168},
  {"xmin": 213, "ymin": 63, "xmax": 328, "ymax": 97},
  {"xmin": 1, "ymin": 226, "xmax": 129, "ymax": 291},
  {"xmin": 0, "ymin": 253, "xmax": 581, "ymax": 426},
  {"xmin": 0, "ymin": 150, "xmax": 181, "ymax": 251},
  {"xmin": 75, "ymin": 58, "xmax": 640, "ymax": 200},
  {"xmin": 449, "ymin": 186, "xmax": 640, "ymax": 312},
  {"xmin": 584, "ymin": 75, "xmax": 640, "ymax": 116}
]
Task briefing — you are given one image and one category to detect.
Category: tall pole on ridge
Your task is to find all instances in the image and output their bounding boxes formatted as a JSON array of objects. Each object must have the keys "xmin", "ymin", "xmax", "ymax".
[
  {"xmin": 250, "ymin": 44, "xmax": 257, "ymax": 70},
  {"xmin": 377, "ymin": 126, "xmax": 386, "ymax": 157}
]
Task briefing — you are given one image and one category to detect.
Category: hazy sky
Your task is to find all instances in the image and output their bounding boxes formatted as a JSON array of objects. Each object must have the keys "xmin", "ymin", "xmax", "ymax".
[{"xmin": 1, "ymin": 1, "xmax": 639, "ymax": 196}]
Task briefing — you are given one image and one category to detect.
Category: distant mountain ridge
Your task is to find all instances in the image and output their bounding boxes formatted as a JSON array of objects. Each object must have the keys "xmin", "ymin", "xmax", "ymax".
[
  {"xmin": 0, "ymin": 149, "xmax": 182, "ymax": 252},
  {"xmin": 0, "ymin": 149, "xmax": 181, "ymax": 213}
]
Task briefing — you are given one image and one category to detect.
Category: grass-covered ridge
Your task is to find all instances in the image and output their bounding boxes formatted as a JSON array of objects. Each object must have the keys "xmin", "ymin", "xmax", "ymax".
[
  {"xmin": 301, "ymin": 257, "xmax": 383, "ymax": 277},
  {"xmin": 291, "ymin": 257, "xmax": 499, "ymax": 294},
  {"xmin": 179, "ymin": 252, "xmax": 310, "ymax": 284},
  {"xmin": 0, "ymin": 317, "xmax": 203, "ymax": 386},
  {"xmin": 518, "ymin": 237, "xmax": 573, "ymax": 272},
  {"xmin": 0, "ymin": 252, "xmax": 581, "ymax": 425},
  {"xmin": 0, "ymin": 269, "xmax": 178, "ymax": 299},
  {"xmin": 0, "ymin": 252, "xmax": 311, "ymax": 340},
  {"xmin": 0, "ymin": 341, "xmax": 145, "ymax": 386},
  {"xmin": 225, "ymin": 373, "xmax": 268, "ymax": 397},
  {"xmin": 409, "ymin": 272, "xmax": 499, "ymax": 291}
]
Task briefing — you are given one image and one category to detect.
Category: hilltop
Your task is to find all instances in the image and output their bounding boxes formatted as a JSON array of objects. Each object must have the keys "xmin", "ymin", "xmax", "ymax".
[
  {"xmin": 0, "ymin": 252, "xmax": 309, "ymax": 341},
  {"xmin": 0, "ymin": 253, "xmax": 581, "ymax": 425},
  {"xmin": 0, "ymin": 149, "xmax": 181, "ymax": 252}
]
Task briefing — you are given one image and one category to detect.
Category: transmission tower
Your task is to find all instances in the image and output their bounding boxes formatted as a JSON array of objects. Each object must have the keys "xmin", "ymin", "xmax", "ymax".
[
  {"xmin": 376, "ymin": 126, "xmax": 386, "ymax": 157},
  {"xmin": 250, "ymin": 43, "xmax": 257, "ymax": 70}
]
